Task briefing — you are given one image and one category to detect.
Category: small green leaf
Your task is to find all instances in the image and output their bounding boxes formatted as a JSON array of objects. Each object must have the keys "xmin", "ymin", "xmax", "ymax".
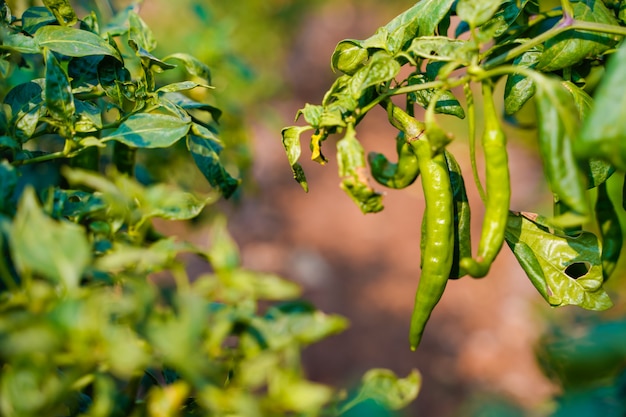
[
  {"xmin": 331, "ymin": 40, "xmax": 368, "ymax": 75},
  {"xmin": 408, "ymin": 74, "xmax": 465, "ymax": 119},
  {"xmin": 34, "ymin": 26, "xmax": 122, "ymax": 61},
  {"xmin": 0, "ymin": 30, "xmax": 40, "ymax": 54},
  {"xmin": 102, "ymin": 113, "xmax": 191, "ymax": 148},
  {"xmin": 187, "ymin": 131, "xmax": 240, "ymax": 198},
  {"xmin": 10, "ymin": 187, "xmax": 91, "ymax": 289},
  {"xmin": 406, "ymin": 36, "xmax": 472, "ymax": 63},
  {"xmin": 128, "ymin": 11, "xmax": 156, "ymax": 52},
  {"xmin": 74, "ymin": 99, "xmax": 102, "ymax": 133},
  {"xmin": 68, "ymin": 55, "xmax": 103, "ymax": 93},
  {"xmin": 163, "ymin": 53, "xmax": 212, "ymax": 84},
  {"xmin": 343, "ymin": 369, "xmax": 421, "ymax": 412},
  {"xmin": 504, "ymin": 47, "xmax": 541, "ymax": 115},
  {"xmin": 156, "ymin": 81, "xmax": 212, "ymax": 94},
  {"xmin": 456, "ymin": 0, "xmax": 502, "ymax": 28},
  {"xmin": 43, "ymin": 0, "xmax": 77, "ymax": 26},
  {"xmin": 505, "ymin": 212, "xmax": 612, "ymax": 311},
  {"xmin": 295, "ymin": 104, "xmax": 323, "ymax": 127},
  {"xmin": 21, "ymin": 7, "xmax": 56, "ymax": 34},
  {"xmin": 128, "ymin": 39, "xmax": 176, "ymax": 73},
  {"xmin": 537, "ymin": 0, "xmax": 619, "ymax": 72},
  {"xmin": 160, "ymin": 92, "xmax": 222, "ymax": 122},
  {"xmin": 44, "ymin": 48, "xmax": 75, "ymax": 124},
  {"xmin": 206, "ymin": 214, "xmax": 240, "ymax": 271},
  {"xmin": 143, "ymin": 184, "xmax": 211, "ymax": 221},
  {"xmin": 347, "ymin": 52, "xmax": 401, "ymax": 99}
]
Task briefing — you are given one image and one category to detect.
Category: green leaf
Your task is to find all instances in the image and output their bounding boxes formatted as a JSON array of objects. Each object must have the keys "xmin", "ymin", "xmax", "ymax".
[
  {"xmin": 34, "ymin": 26, "xmax": 122, "ymax": 61},
  {"xmin": 206, "ymin": 214, "xmax": 240, "ymax": 271},
  {"xmin": 408, "ymin": 74, "xmax": 466, "ymax": 119},
  {"xmin": 406, "ymin": 36, "xmax": 472, "ymax": 63},
  {"xmin": 43, "ymin": 0, "xmax": 77, "ymax": 26},
  {"xmin": 187, "ymin": 127, "xmax": 239, "ymax": 198},
  {"xmin": 560, "ymin": 81, "xmax": 615, "ymax": 188},
  {"xmin": 160, "ymin": 92, "xmax": 222, "ymax": 122},
  {"xmin": 68, "ymin": 55, "xmax": 103, "ymax": 93},
  {"xmin": 21, "ymin": 7, "xmax": 57, "ymax": 35},
  {"xmin": 336, "ymin": 124, "xmax": 383, "ymax": 213},
  {"xmin": 4, "ymin": 80, "xmax": 45, "ymax": 143},
  {"xmin": 343, "ymin": 369, "xmax": 421, "ymax": 412},
  {"xmin": 534, "ymin": 77, "xmax": 588, "ymax": 221},
  {"xmin": 576, "ymin": 41, "xmax": 626, "ymax": 170},
  {"xmin": 347, "ymin": 52, "xmax": 400, "ymax": 99},
  {"xmin": 504, "ymin": 212, "xmax": 612, "ymax": 311},
  {"xmin": 331, "ymin": 40, "xmax": 368, "ymax": 75},
  {"xmin": 74, "ymin": 99, "xmax": 102, "ymax": 133},
  {"xmin": 156, "ymin": 81, "xmax": 212, "ymax": 94},
  {"xmin": 143, "ymin": 184, "xmax": 211, "ymax": 221},
  {"xmin": 128, "ymin": 11, "xmax": 156, "ymax": 52},
  {"xmin": 504, "ymin": 47, "xmax": 541, "ymax": 115},
  {"xmin": 97, "ymin": 56, "xmax": 131, "ymax": 105},
  {"xmin": 537, "ymin": 0, "xmax": 619, "ymax": 72},
  {"xmin": 0, "ymin": 30, "xmax": 40, "ymax": 54},
  {"xmin": 44, "ymin": 48, "xmax": 75, "ymax": 124},
  {"xmin": 295, "ymin": 104, "xmax": 323, "ymax": 127},
  {"xmin": 102, "ymin": 113, "xmax": 191, "ymax": 148},
  {"xmin": 456, "ymin": 0, "xmax": 502, "ymax": 28},
  {"xmin": 9, "ymin": 187, "xmax": 91, "ymax": 289},
  {"xmin": 595, "ymin": 182, "xmax": 622, "ymax": 281},
  {"xmin": 95, "ymin": 238, "xmax": 183, "ymax": 275},
  {"xmin": 128, "ymin": 39, "xmax": 176, "ymax": 73},
  {"xmin": 163, "ymin": 53, "xmax": 212, "ymax": 84},
  {"xmin": 281, "ymin": 125, "xmax": 313, "ymax": 192}
]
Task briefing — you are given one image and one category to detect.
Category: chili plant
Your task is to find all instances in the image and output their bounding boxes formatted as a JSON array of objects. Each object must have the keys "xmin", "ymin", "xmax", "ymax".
[
  {"xmin": 282, "ymin": 0, "xmax": 626, "ymax": 350},
  {"xmin": 0, "ymin": 1, "xmax": 421, "ymax": 416}
]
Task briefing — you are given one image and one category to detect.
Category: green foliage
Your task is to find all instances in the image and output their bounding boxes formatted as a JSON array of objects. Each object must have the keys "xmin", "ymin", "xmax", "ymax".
[{"xmin": 0, "ymin": 2, "xmax": 421, "ymax": 416}]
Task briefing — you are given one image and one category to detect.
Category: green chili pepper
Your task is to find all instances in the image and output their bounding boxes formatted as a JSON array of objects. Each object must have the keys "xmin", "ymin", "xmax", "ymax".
[
  {"xmin": 595, "ymin": 181, "xmax": 622, "ymax": 281},
  {"xmin": 409, "ymin": 137, "xmax": 454, "ymax": 350},
  {"xmin": 368, "ymin": 132, "xmax": 420, "ymax": 189},
  {"xmin": 444, "ymin": 150, "xmax": 472, "ymax": 279},
  {"xmin": 460, "ymin": 81, "xmax": 510, "ymax": 278}
]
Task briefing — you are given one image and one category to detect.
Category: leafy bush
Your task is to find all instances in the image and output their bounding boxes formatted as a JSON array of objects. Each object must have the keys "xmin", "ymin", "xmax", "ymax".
[{"xmin": 0, "ymin": 1, "xmax": 419, "ymax": 416}]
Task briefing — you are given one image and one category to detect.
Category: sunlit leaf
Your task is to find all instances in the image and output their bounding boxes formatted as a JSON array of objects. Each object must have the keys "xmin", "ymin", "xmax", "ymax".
[
  {"xmin": 34, "ymin": 26, "xmax": 122, "ymax": 61},
  {"xmin": 102, "ymin": 113, "xmax": 191, "ymax": 148},
  {"xmin": 505, "ymin": 212, "xmax": 612, "ymax": 310},
  {"xmin": 342, "ymin": 369, "xmax": 421, "ymax": 412}
]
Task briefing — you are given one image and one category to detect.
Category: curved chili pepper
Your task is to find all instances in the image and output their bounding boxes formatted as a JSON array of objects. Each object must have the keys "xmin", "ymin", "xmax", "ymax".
[
  {"xmin": 408, "ymin": 137, "xmax": 454, "ymax": 350},
  {"xmin": 368, "ymin": 132, "xmax": 420, "ymax": 189},
  {"xmin": 460, "ymin": 81, "xmax": 510, "ymax": 278}
]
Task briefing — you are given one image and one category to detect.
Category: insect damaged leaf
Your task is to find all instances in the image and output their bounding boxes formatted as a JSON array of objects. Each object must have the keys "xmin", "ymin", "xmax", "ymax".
[{"xmin": 505, "ymin": 212, "xmax": 612, "ymax": 311}]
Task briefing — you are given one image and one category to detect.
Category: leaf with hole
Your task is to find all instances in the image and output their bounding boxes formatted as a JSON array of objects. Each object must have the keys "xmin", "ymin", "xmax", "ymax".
[{"xmin": 505, "ymin": 212, "xmax": 612, "ymax": 311}]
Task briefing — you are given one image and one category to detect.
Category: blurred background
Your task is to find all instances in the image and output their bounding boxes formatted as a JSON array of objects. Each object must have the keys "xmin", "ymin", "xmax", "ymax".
[{"xmin": 8, "ymin": 0, "xmax": 626, "ymax": 415}]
